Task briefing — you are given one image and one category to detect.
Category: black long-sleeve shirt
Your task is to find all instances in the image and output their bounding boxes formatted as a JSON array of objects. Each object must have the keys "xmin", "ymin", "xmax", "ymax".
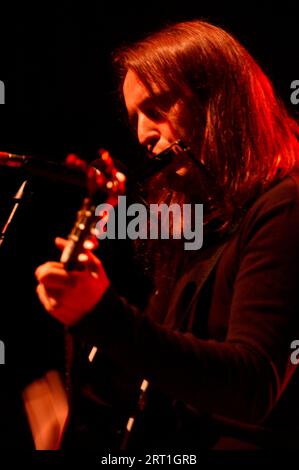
[{"xmin": 71, "ymin": 172, "xmax": 299, "ymax": 449}]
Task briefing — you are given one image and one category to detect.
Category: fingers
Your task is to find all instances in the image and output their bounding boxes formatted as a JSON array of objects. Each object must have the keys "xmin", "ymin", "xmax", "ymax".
[
  {"xmin": 36, "ymin": 284, "xmax": 71, "ymax": 325},
  {"xmin": 35, "ymin": 261, "xmax": 88, "ymax": 290},
  {"xmin": 55, "ymin": 236, "xmax": 99, "ymax": 257},
  {"xmin": 35, "ymin": 262, "xmax": 71, "ymax": 285},
  {"xmin": 35, "ymin": 254, "xmax": 102, "ymax": 293},
  {"xmin": 35, "ymin": 234, "xmax": 107, "ymax": 325},
  {"xmin": 55, "ymin": 237, "xmax": 68, "ymax": 251},
  {"xmin": 73, "ymin": 251, "xmax": 102, "ymax": 277},
  {"xmin": 56, "ymin": 235, "xmax": 101, "ymax": 271},
  {"xmin": 36, "ymin": 283, "xmax": 59, "ymax": 312},
  {"xmin": 83, "ymin": 234, "xmax": 99, "ymax": 251},
  {"xmin": 35, "ymin": 250, "xmax": 102, "ymax": 287}
]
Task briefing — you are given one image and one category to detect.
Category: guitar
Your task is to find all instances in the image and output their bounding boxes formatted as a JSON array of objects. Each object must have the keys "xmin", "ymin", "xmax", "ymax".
[
  {"xmin": 21, "ymin": 140, "xmax": 199, "ymax": 449},
  {"xmin": 22, "ymin": 150, "xmax": 126, "ymax": 450}
]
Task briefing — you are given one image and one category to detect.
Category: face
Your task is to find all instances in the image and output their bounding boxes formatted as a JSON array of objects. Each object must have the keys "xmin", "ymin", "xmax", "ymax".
[
  {"xmin": 123, "ymin": 69, "xmax": 190, "ymax": 156},
  {"xmin": 123, "ymin": 71, "xmax": 201, "ymax": 279}
]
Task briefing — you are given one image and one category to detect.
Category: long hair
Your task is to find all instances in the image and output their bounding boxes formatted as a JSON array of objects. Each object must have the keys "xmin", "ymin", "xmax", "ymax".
[
  {"xmin": 113, "ymin": 20, "xmax": 299, "ymax": 218},
  {"xmin": 113, "ymin": 20, "xmax": 299, "ymax": 296}
]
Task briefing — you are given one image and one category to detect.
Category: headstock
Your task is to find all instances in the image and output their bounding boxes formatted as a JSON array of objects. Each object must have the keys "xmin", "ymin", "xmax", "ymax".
[{"xmin": 60, "ymin": 150, "xmax": 126, "ymax": 270}]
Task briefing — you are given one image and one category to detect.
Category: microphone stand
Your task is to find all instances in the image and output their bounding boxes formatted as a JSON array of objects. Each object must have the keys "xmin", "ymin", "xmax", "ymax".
[
  {"xmin": 0, "ymin": 175, "xmax": 70, "ymax": 449},
  {"xmin": 0, "ymin": 180, "xmax": 28, "ymax": 249}
]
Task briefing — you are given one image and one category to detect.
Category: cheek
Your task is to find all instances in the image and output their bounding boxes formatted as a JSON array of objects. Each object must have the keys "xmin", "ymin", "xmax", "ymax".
[
  {"xmin": 161, "ymin": 122, "xmax": 182, "ymax": 142},
  {"xmin": 167, "ymin": 105, "xmax": 190, "ymax": 142}
]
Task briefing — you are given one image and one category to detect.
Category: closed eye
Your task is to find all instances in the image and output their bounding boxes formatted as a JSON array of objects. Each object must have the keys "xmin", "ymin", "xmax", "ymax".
[
  {"xmin": 142, "ymin": 106, "xmax": 164, "ymax": 123},
  {"xmin": 127, "ymin": 92, "xmax": 174, "ymax": 134}
]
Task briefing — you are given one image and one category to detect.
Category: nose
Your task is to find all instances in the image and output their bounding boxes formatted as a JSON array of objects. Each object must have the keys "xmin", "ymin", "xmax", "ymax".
[{"xmin": 137, "ymin": 113, "xmax": 160, "ymax": 152}]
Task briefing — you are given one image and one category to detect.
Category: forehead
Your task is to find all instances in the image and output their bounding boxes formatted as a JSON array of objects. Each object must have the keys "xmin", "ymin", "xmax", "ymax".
[{"xmin": 123, "ymin": 70, "xmax": 151, "ymax": 112}]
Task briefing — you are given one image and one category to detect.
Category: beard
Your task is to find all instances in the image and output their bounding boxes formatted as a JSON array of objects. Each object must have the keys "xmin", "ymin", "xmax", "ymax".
[
  {"xmin": 126, "ymin": 139, "xmax": 233, "ymax": 324},
  {"xmin": 131, "ymin": 153, "xmax": 196, "ymax": 295},
  {"xmin": 130, "ymin": 142, "xmax": 230, "ymax": 294}
]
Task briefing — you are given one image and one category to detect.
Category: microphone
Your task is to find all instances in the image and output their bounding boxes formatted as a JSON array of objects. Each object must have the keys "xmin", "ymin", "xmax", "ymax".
[
  {"xmin": 0, "ymin": 151, "xmax": 87, "ymax": 187},
  {"xmin": 0, "ymin": 152, "xmax": 28, "ymax": 168}
]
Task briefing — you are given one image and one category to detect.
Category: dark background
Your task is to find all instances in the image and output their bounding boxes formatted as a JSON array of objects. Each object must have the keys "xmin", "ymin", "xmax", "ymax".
[
  {"xmin": 0, "ymin": 2, "xmax": 299, "ymax": 449},
  {"xmin": 0, "ymin": 3, "xmax": 299, "ymax": 163}
]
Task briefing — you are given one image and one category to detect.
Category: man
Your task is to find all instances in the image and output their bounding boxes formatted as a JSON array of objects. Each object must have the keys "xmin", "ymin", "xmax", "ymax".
[{"xmin": 35, "ymin": 20, "xmax": 299, "ymax": 449}]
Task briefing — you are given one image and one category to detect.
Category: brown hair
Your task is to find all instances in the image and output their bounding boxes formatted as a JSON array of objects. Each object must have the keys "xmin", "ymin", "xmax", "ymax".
[{"xmin": 113, "ymin": 20, "xmax": 299, "ymax": 219}]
